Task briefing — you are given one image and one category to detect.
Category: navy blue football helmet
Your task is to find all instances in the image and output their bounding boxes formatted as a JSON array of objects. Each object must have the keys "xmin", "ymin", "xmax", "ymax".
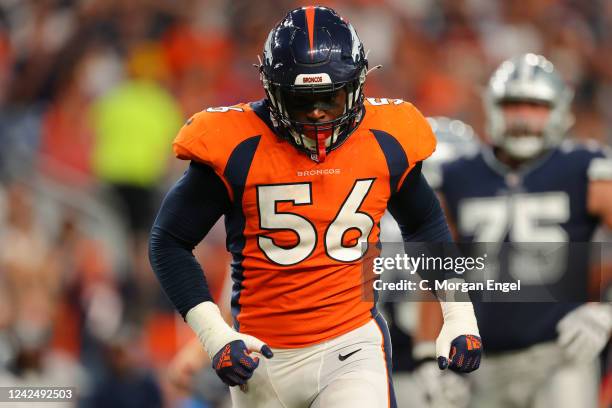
[{"xmin": 260, "ymin": 6, "xmax": 368, "ymax": 162}]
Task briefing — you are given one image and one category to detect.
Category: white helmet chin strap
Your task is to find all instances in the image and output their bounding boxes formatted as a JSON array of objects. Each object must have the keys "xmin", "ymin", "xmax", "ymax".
[{"xmin": 501, "ymin": 136, "xmax": 545, "ymax": 160}]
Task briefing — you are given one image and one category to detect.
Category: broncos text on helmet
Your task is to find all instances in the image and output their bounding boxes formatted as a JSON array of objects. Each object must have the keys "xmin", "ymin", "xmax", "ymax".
[{"xmin": 259, "ymin": 6, "xmax": 368, "ymax": 162}]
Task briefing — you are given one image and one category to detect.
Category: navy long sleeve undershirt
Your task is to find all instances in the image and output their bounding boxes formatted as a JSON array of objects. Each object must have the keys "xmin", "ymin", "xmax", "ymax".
[
  {"xmin": 149, "ymin": 162, "xmax": 230, "ymax": 318},
  {"xmin": 148, "ymin": 160, "xmax": 452, "ymax": 319},
  {"xmin": 387, "ymin": 162, "xmax": 453, "ymax": 243}
]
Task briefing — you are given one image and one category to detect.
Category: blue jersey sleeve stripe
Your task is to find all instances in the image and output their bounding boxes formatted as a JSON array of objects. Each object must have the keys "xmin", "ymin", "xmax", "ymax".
[
  {"xmin": 223, "ymin": 135, "xmax": 261, "ymax": 331},
  {"xmin": 371, "ymin": 129, "xmax": 409, "ymax": 193}
]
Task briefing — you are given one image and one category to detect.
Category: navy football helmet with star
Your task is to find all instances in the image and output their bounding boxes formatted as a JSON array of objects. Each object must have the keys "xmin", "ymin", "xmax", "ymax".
[{"xmin": 259, "ymin": 6, "xmax": 369, "ymax": 162}]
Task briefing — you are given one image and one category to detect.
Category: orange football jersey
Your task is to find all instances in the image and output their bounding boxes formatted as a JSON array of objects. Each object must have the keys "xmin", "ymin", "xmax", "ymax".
[{"xmin": 173, "ymin": 98, "xmax": 436, "ymax": 348}]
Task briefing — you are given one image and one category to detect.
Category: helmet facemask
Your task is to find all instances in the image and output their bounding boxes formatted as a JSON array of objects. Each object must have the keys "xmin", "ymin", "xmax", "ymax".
[
  {"xmin": 496, "ymin": 100, "xmax": 552, "ymax": 160},
  {"xmin": 262, "ymin": 67, "xmax": 366, "ymax": 162}
]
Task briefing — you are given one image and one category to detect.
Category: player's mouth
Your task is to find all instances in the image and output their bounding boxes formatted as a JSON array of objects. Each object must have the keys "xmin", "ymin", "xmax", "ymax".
[
  {"xmin": 504, "ymin": 124, "xmax": 545, "ymax": 138},
  {"xmin": 303, "ymin": 125, "xmax": 332, "ymax": 142}
]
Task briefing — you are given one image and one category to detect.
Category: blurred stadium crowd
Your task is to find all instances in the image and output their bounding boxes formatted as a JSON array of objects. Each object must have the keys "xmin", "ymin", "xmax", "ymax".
[{"xmin": 0, "ymin": 0, "xmax": 611, "ymax": 407}]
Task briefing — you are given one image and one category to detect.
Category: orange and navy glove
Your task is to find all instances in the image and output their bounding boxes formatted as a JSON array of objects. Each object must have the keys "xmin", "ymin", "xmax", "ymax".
[
  {"xmin": 185, "ymin": 302, "xmax": 274, "ymax": 387},
  {"xmin": 212, "ymin": 340, "xmax": 274, "ymax": 386},
  {"xmin": 439, "ymin": 334, "xmax": 482, "ymax": 373},
  {"xmin": 436, "ymin": 301, "xmax": 482, "ymax": 373}
]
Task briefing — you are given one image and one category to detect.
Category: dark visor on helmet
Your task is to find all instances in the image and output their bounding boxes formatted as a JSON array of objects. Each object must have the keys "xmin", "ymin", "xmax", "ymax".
[
  {"xmin": 265, "ymin": 79, "xmax": 363, "ymax": 161},
  {"xmin": 283, "ymin": 87, "xmax": 346, "ymax": 119}
]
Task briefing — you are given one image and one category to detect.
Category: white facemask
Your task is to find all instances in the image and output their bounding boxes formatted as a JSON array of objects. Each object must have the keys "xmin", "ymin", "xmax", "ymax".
[{"xmin": 502, "ymin": 136, "xmax": 545, "ymax": 160}]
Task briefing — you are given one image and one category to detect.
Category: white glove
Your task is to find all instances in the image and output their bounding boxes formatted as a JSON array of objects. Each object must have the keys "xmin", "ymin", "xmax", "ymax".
[
  {"xmin": 436, "ymin": 301, "xmax": 482, "ymax": 372},
  {"xmin": 556, "ymin": 302, "xmax": 612, "ymax": 363},
  {"xmin": 413, "ymin": 342, "xmax": 471, "ymax": 408},
  {"xmin": 186, "ymin": 301, "xmax": 272, "ymax": 360}
]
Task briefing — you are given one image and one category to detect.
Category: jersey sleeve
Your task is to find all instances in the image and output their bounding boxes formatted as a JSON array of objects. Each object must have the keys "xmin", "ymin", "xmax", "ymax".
[
  {"xmin": 402, "ymin": 102, "xmax": 437, "ymax": 163},
  {"xmin": 587, "ymin": 145, "xmax": 612, "ymax": 181},
  {"xmin": 557, "ymin": 140, "xmax": 612, "ymax": 182},
  {"xmin": 173, "ymin": 111, "xmax": 217, "ymax": 167},
  {"xmin": 394, "ymin": 101, "xmax": 437, "ymax": 189},
  {"xmin": 172, "ymin": 105, "xmax": 254, "ymax": 199}
]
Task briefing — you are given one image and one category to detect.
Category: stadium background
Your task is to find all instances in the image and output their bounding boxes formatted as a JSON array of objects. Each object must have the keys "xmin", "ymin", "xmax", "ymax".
[{"xmin": 0, "ymin": 0, "xmax": 610, "ymax": 407}]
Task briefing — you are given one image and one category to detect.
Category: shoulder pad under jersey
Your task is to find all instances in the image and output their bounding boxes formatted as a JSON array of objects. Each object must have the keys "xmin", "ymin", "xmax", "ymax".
[
  {"xmin": 560, "ymin": 139, "xmax": 612, "ymax": 181},
  {"xmin": 363, "ymin": 98, "xmax": 437, "ymax": 166},
  {"xmin": 173, "ymin": 103, "xmax": 264, "ymax": 175}
]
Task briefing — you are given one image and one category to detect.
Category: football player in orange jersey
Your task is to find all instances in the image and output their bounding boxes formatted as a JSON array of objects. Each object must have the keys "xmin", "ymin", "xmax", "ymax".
[{"xmin": 149, "ymin": 6, "xmax": 481, "ymax": 408}]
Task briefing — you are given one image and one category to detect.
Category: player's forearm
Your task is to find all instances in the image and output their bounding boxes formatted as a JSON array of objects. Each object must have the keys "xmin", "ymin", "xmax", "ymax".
[
  {"xmin": 402, "ymin": 202, "xmax": 452, "ymax": 242},
  {"xmin": 389, "ymin": 165, "xmax": 482, "ymax": 370},
  {"xmin": 148, "ymin": 161, "xmax": 230, "ymax": 318},
  {"xmin": 149, "ymin": 225, "xmax": 214, "ymax": 317}
]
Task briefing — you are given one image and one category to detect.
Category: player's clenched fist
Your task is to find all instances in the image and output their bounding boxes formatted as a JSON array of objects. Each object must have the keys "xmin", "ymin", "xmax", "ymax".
[
  {"xmin": 186, "ymin": 301, "xmax": 273, "ymax": 386},
  {"xmin": 212, "ymin": 340, "xmax": 273, "ymax": 386},
  {"xmin": 436, "ymin": 302, "xmax": 482, "ymax": 373},
  {"xmin": 438, "ymin": 334, "xmax": 482, "ymax": 373}
]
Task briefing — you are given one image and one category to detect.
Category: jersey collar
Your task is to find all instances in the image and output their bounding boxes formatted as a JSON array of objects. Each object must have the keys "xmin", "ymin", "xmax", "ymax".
[{"xmin": 481, "ymin": 145, "xmax": 558, "ymax": 179}]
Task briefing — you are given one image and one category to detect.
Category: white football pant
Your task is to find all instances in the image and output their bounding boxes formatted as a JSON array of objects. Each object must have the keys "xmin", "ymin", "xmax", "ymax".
[{"xmin": 229, "ymin": 315, "xmax": 396, "ymax": 408}]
